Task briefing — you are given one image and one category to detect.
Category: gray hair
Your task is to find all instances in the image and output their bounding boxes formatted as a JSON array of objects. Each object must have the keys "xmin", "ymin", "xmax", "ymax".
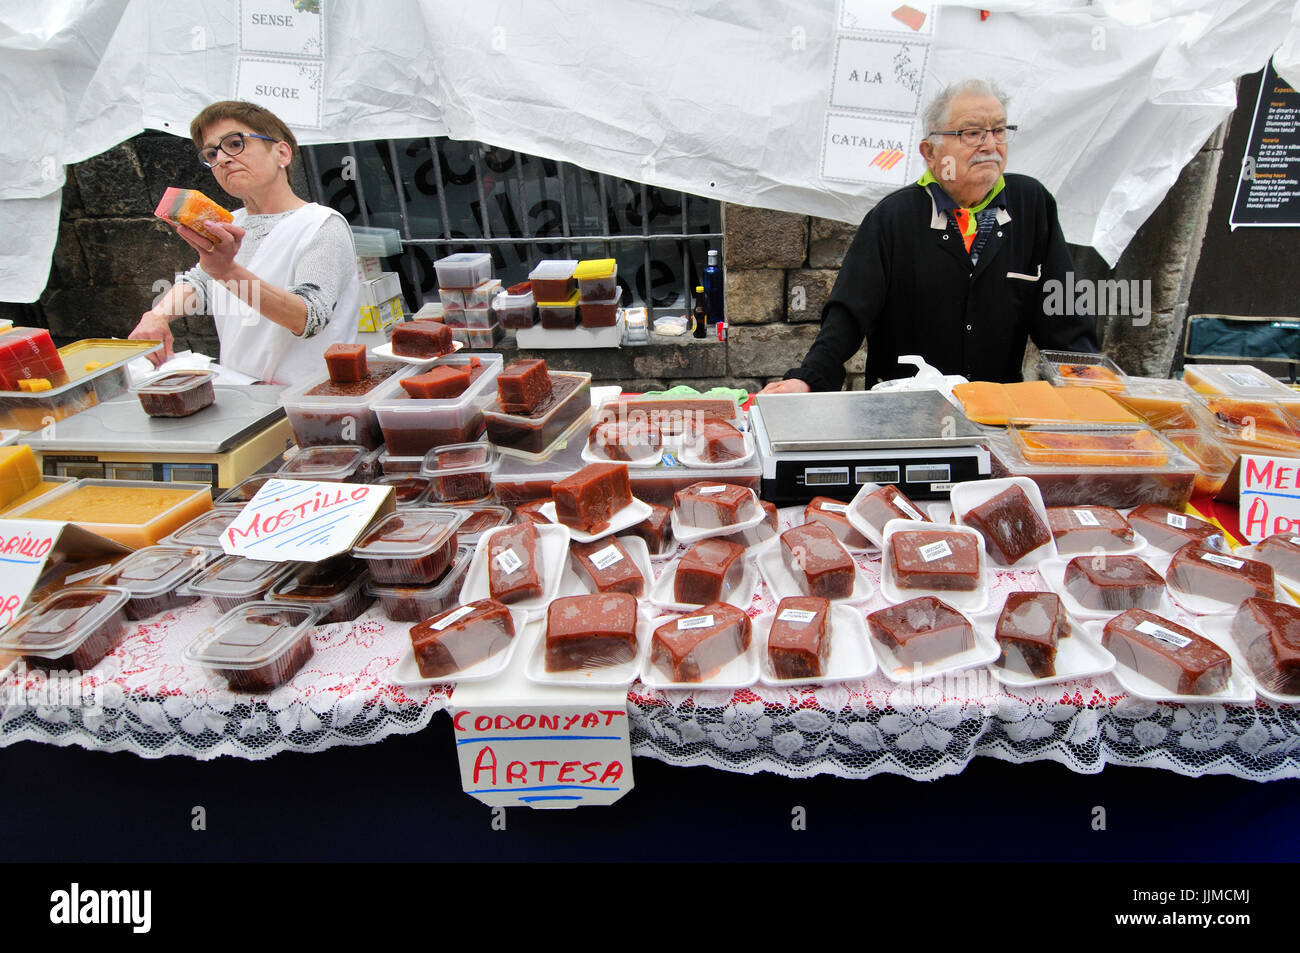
[{"xmin": 923, "ymin": 80, "xmax": 1010, "ymax": 143}]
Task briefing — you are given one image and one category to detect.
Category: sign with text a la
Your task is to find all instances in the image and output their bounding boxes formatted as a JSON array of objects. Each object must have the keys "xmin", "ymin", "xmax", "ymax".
[
  {"xmin": 1238, "ymin": 452, "xmax": 1300, "ymax": 542},
  {"xmin": 452, "ymin": 705, "xmax": 634, "ymax": 808}
]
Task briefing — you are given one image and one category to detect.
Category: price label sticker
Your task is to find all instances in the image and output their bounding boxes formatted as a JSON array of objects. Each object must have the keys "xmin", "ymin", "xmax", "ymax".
[
  {"xmin": 819, "ymin": 502, "xmax": 849, "ymax": 514},
  {"xmin": 777, "ymin": 608, "xmax": 819, "ymax": 625},
  {"xmin": 432, "ymin": 604, "xmax": 476, "ymax": 631},
  {"xmin": 1135, "ymin": 619, "xmax": 1193, "ymax": 648},
  {"xmin": 1073, "ymin": 509, "xmax": 1101, "ymax": 527},
  {"xmin": 918, "ymin": 540, "xmax": 953, "ymax": 562},
  {"xmin": 1166, "ymin": 513, "xmax": 1189, "ymax": 530},
  {"xmin": 1200, "ymin": 552, "xmax": 1244, "ymax": 569},
  {"xmin": 494, "ymin": 548, "xmax": 523, "ymax": 575},
  {"xmin": 677, "ymin": 615, "xmax": 715, "ymax": 630},
  {"xmin": 589, "ymin": 544, "xmax": 624, "ymax": 570}
]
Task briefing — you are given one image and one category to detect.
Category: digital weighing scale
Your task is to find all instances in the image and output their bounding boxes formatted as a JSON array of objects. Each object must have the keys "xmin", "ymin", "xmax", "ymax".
[
  {"xmin": 20, "ymin": 385, "xmax": 292, "ymax": 490},
  {"xmin": 750, "ymin": 391, "xmax": 991, "ymax": 504}
]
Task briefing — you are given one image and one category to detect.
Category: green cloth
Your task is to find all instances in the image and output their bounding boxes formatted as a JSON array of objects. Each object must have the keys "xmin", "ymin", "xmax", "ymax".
[
  {"xmin": 916, "ymin": 168, "xmax": 1006, "ymax": 213},
  {"xmin": 639, "ymin": 384, "xmax": 750, "ymax": 404}
]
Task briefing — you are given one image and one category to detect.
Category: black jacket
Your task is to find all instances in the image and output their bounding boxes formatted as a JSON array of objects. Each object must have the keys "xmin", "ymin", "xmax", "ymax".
[{"xmin": 786, "ymin": 173, "xmax": 1098, "ymax": 389}]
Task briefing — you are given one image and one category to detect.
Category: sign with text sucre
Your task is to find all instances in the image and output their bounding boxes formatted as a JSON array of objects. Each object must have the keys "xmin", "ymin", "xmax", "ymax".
[
  {"xmin": 220, "ymin": 478, "xmax": 394, "ymax": 561},
  {"xmin": 234, "ymin": 56, "xmax": 323, "ymax": 129},
  {"xmin": 239, "ymin": 0, "xmax": 325, "ymax": 57},
  {"xmin": 453, "ymin": 705, "xmax": 632, "ymax": 808}
]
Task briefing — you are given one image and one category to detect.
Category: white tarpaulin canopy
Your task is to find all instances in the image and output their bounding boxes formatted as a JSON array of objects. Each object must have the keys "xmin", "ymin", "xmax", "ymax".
[{"xmin": 2, "ymin": 0, "xmax": 1297, "ymax": 302}]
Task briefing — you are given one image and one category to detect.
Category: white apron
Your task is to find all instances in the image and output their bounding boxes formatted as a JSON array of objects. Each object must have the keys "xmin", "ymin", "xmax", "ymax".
[{"xmin": 210, "ymin": 203, "xmax": 360, "ymax": 384}]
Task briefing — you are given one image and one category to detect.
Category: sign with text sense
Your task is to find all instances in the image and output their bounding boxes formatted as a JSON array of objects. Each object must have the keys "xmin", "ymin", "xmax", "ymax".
[
  {"xmin": 1238, "ymin": 453, "xmax": 1300, "ymax": 542},
  {"xmin": 453, "ymin": 705, "xmax": 634, "ymax": 808},
  {"xmin": 220, "ymin": 479, "xmax": 393, "ymax": 561},
  {"xmin": 239, "ymin": 0, "xmax": 325, "ymax": 58}
]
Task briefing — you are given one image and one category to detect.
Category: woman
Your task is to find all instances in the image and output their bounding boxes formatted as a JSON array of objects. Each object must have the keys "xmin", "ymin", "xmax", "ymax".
[{"xmin": 131, "ymin": 101, "xmax": 359, "ymax": 384}]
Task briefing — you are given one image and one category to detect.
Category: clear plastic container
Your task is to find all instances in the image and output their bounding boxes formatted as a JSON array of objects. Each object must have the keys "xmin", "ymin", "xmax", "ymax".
[
  {"xmin": 444, "ymin": 310, "xmax": 466, "ymax": 330},
  {"xmin": 421, "ymin": 442, "xmax": 497, "ymax": 502},
  {"xmin": 580, "ymin": 295, "xmax": 620, "ymax": 328},
  {"xmin": 379, "ymin": 451, "xmax": 423, "ymax": 474},
  {"xmin": 161, "ymin": 504, "xmax": 246, "ymax": 551},
  {"xmin": 279, "ymin": 360, "xmax": 417, "ymax": 449},
  {"xmin": 1114, "ymin": 376, "xmax": 1209, "ymax": 431},
  {"xmin": 574, "ymin": 258, "xmax": 617, "ymax": 300},
  {"xmin": 134, "ymin": 369, "xmax": 216, "ymax": 418},
  {"xmin": 490, "ymin": 436, "xmax": 585, "ymax": 502},
  {"xmin": 1163, "ymin": 429, "xmax": 1236, "ymax": 497},
  {"xmin": 367, "ymin": 546, "xmax": 472, "ymax": 622},
  {"xmin": 439, "ymin": 288, "xmax": 465, "ymax": 311},
  {"xmin": 629, "ymin": 458, "xmax": 763, "ymax": 506},
  {"xmin": 483, "ymin": 370, "xmax": 591, "ymax": 456},
  {"xmin": 0, "ymin": 586, "xmax": 131, "ymax": 670},
  {"xmin": 184, "ymin": 601, "xmax": 319, "ymax": 691},
  {"xmin": 593, "ymin": 393, "xmax": 745, "ymax": 436},
  {"xmin": 528, "ymin": 260, "xmax": 578, "ymax": 301},
  {"xmin": 4, "ymin": 479, "xmax": 213, "ymax": 549},
  {"xmin": 373, "ymin": 352, "xmax": 502, "ymax": 456},
  {"xmin": 623, "ymin": 306, "xmax": 649, "ymax": 344},
  {"xmin": 1183, "ymin": 364, "xmax": 1300, "ymax": 401},
  {"xmin": 537, "ymin": 292, "xmax": 580, "ymax": 330},
  {"xmin": 184, "ymin": 555, "xmax": 300, "ymax": 613},
  {"xmin": 1193, "ymin": 395, "xmax": 1300, "ymax": 452},
  {"xmin": 465, "ymin": 278, "xmax": 502, "ymax": 310},
  {"xmin": 1009, "ymin": 422, "xmax": 1177, "ymax": 467},
  {"xmin": 984, "ymin": 427, "xmax": 1197, "ymax": 509},
  {"xmin": 352, "ymin": 508, "xmax": 465, "ymax": 585},
  {"xmin": 429, "ymin": 503, "xmax": 511, "ymax": 544},
  {"xmin": 267, "ymin": 555, "xmax": 372, "ymax": 624},
  {"xmin": 434, "ymin": 253, "xmax": 492, "ymax": 290},
  {"xmin": 467, "ymin": 323, "xmax": 504, "ymax": 349},
  {"xmin": 1038, "ymin": 350, "xmax": 1128, "ymax": 392},
  {"xmin": 276, "ymin": 445, "xmax": 368, "ymax": 482},
  {"xmin": 493, "ymin": 285, "xmax": 535, "ymax": 329},
  {"xmin": 373, "ymin": 473, "xmax": 432, "ymax": 507},
  {"xmin": 96, "ymin": 545, "xmax": 204, "ymax": 620},
  {"xmin": 217, "ymin": 474, "xmax": 275, "ymax": 504},
  {"xmin": 464, "ymin": 306, "xmax": 493, "ymax": 330}
]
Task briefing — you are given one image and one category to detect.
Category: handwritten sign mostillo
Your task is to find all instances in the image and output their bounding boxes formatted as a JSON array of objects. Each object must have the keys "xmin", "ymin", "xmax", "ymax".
[
  {"xmin": 220, "ymin": 479, "xmax": 394, "ymax": 561},
  {"xmin": 1238, "ymin": 453, "xmax": 1300, "ymax": 542},
  {"xmin": 0, "ymin": 521, "xmax": 129, "ymax": 629}
]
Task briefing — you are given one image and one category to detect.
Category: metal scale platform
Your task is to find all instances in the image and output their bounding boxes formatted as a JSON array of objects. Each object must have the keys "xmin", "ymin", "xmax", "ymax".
[
  {"xmin": 20, "ymin": 385, "xmax": 292, "ymax": 489},
  {"xmin": 750, "ymin": 391, "xmax": 990, "ymax": 504}
]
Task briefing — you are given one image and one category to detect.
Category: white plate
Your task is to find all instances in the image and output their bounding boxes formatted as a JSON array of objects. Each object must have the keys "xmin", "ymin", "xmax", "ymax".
[
  {"xmin": 525, "ymin": 612, "xmax": 654, "ymax": 688},
  {"xmin": 1051, "ymin": 528, "xmax": 1151, "ymax": 558},
  {"xmin": 971, "ymin": 593, "xmax": 1116, "ymax": 687},
  {"xmin": 756, "ymin": 604, "xmax": 878, "ymax": 686},
  {"xmin": 1081, "ymin": 619, "xmax": 1256, "ymax": 704},
  {"xmin": 647, "ymin": 555, "xmax": 759, "ymax": 612},
  {"xmin": 1162, "ymin": 551, "xmax": 1291, "ymax": 617},
  {"xmin": 671, "ymin": 493, "xmax": 766, "ymax": 545},
  {"xmin": 1037, "ymin": 554, "xmax": 1175, "ymax": 622},
  {"xmin": 371, "ymin": 340, "xmax": 465, "ymax": 364},
  {"xmin": 675, "ymin": 429, "xmax": 757, "ymax": 469},
  {"xmin": 1198, "ymin": 612, "xmax": 1300, "ymax": 705},
  {"xmin": 754, "ymin": 542, "xmax": 874, "ymax": 604},
  {"xmin": 878, "ymin": 519, "xmax": 989, "ymax": 614},
  {"xmin": 390, "ymin": 607, "xmax": 531, "ymax": 686},
  {"xmin": 866, "ymin": 605, "xmax": 1001, "ymax": 683},
  {"xmin": 556, "ymin": 535, "xmax": 658, "ymax": 600},
  {"xmin": 540, "ymin": 497, "xmax": 653, "ymax": 543},
  {"xmin": 638, "ymin": 614, "xmax": 761, "ymax": 690},
  {"xmin": 846, "ymin": 481, "xmax": 928, "ymax": 548},
  {"xmin": 950, "ymin": 476, "xmax": 1058, "ymax": 568},
  {"xmin": 579, "ymin": 439, "xmax": 664, "ymax": 468},
  {"xmin": 924, "ymin": 501, "xmax": 954, "ymax": 525},
  {"xmin": 459, "ymin": 522, "xmax": 571, "ymax": 619}
]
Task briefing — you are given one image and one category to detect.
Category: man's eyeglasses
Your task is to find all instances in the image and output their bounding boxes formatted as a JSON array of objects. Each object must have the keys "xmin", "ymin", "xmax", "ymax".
[
  {"xmin": 928, "ymin": 125, "xmax": 1018, "ymax": 147},
  {"xmin": 197, "ymin": 131, "xmax": 279, "ymax": 168}
]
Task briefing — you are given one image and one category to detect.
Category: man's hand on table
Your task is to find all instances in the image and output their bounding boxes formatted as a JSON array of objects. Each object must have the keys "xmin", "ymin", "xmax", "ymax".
[{"xmin": 757, "ymin": 379, "xmax": 811, "ymax": 395}]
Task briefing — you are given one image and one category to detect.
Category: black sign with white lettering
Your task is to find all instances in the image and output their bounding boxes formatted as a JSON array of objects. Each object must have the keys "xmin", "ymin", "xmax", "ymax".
[{"xmin": 1229, "ymin": 59, "xmax": 1300, "ymax": 227}]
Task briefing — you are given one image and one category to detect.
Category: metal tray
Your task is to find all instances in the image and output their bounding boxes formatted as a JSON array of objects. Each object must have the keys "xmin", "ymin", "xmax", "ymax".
[{"xmin": 754, "ymin": 390, "xmax": 985, "ymax": 452}]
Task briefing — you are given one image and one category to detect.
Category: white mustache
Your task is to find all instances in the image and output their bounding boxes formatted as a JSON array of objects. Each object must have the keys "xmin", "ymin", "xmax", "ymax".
[{"xmin": 970, "ymin": 153, "xmax": 1001, "ymax": 165}]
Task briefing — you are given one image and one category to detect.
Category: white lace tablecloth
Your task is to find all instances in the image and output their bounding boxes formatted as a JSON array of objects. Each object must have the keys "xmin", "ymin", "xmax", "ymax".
[{"xmin": 3, "ymin": 528, "xmax": 1298, "ymax": 779}]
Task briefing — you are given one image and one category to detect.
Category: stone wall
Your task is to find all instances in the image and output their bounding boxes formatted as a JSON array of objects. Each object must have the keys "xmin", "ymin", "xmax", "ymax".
[{"xmin": 721, "ymin": 126, "xmax": 1227, "ymax": 388}]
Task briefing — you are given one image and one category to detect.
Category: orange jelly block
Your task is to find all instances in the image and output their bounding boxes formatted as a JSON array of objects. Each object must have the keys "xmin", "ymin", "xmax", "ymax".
[
  {"xmin": 153, "ymin": 187, "xmax": 233, "ymax": 244},
  {"xmin": 400, "ymin": 365, "xmax": 472, "ymax": 399},
  {"xmin": 324, "ymin": 344, "xmax": 367, "ymax": 384},
  {"xmin": 1055, "ymin": 386, "xmax": 1140, "ymax": 423},
  {"xmin": 16, "ymin": 483, "xmax": 212, "ymax": 549},
  {"xmin": 0, "ymin": 445, "xmax": 42, "ymax": 508}
]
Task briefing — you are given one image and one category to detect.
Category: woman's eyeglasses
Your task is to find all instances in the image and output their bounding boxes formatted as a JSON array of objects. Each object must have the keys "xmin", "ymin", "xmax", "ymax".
[{"xmin": 197, "ymin": 131, "xmax": 279, "ymax": 168}]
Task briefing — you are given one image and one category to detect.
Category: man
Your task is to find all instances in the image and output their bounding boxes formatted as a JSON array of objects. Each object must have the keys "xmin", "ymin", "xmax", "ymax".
[{"xmin": 760, "ymin": 79, "xmax": 1097, "ymax": 394}]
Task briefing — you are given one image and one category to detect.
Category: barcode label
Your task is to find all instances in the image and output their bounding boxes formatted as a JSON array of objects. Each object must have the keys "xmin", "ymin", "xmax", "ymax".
[
  {"xmin": 494, "ymin": 548, "xmax": 523, "ymax": 575},
  {"xmin": 1200, "ymin": 552, "xmax": 1244, "ymax": 569},
  {"xmin": 819, "ymin": 502, "xmax": 849, "ymax": 514},
  {"xmin": 678, "ymin": 614, "xmax": 714, "ymax": 630},
  {"xmin": 895, "ymin": 498, "xmax": 926, "ymax": 521},
  {"xmin": 589, "ymin": 544, "xmax": 624, "ymax": 570},
  {"xmin": 919, "ymin": 540, "xmax": 953, "ymax": 562},
  {"xmin": 1073, "ymin": 509, "xmax": 1101, "ymax": 527},
  {"xmin": 1166, "ymin": 513, "xmax": 1188, "ymax": 529},
  {"xmin": 432, "ymin": 604, "xmax": 476, "ymax": 631},
  {"xmin": 1135, "ymin": 619, "xmax": 1193, "ymax": 649},
  {"xmin": 777, "ymin": 608, "xmax": 819, "ymax": 625},
  {"xmin": 698, "ymin": 485, "xmax": 726, "ymax": 495}
]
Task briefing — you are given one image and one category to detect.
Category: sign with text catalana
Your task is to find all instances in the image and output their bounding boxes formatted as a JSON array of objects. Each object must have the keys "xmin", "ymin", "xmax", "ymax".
[
  {"xmin": 452, "ymin": 705, "xmax": 633, "ymax": 808},
  {"xmin": 233, "ymin": 56, "xmax": 323, "ymax": 129},
  {"xmin": 239, "ymin": 0, "xmax": 324, "ymax": 58},
  {"xmin": 1238, "ymin": 453, "xmax": 1300, "ymax": 542},
  {"xmin": 220, "ymin": 479, "xmax": 394, "ymax": 561}
]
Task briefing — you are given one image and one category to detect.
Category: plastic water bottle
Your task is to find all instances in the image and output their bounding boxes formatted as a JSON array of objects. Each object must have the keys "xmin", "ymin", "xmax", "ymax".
[{"xmin": 703, "ymin": 249, "xmax": 724, "ymax": 325}]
